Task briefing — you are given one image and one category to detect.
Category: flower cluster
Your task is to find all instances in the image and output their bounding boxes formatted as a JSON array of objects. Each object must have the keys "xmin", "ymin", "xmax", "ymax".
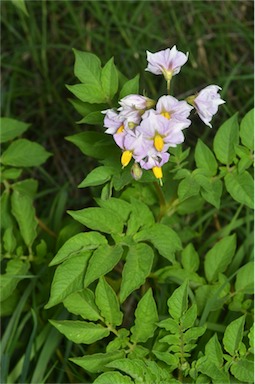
[{"xmin": 103, "ymin": 46, "xmax": 225, "ymax": 184}]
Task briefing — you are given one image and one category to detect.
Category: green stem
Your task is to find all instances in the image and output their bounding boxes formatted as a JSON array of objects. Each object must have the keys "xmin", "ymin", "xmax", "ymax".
[{"xmin": 167, "ymin": 79, "xmax": 171, "ymax": 95}]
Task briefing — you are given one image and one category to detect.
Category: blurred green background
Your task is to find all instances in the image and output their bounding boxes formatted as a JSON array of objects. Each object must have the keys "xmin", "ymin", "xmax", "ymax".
[
  {"xmin": 1, "ymin": 1, "xmax": 254, "ymax": 382},
  {"xmin": 2, "ymin": 0, "xmax": 254, "ymax": 207}
]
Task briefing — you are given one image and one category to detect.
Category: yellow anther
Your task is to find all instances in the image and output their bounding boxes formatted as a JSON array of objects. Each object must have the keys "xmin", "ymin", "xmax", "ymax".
[
  {"xmin": 161, "ymin": 111, "xmax": 171, "ymax": 120},
  {"xmin": 154, "ymin": 134, "xmax": 164, "ymax": 152},
  {"xmin": 152, "ymin": 166, "xmax": 163, "ymax": 185},
  {"xmin": 121, "ymin": 150, "xmax": 133, "ymax": 168},
  {"xmin": 117, "ymin": 124, "xmax": 124, "ymax": 134}
]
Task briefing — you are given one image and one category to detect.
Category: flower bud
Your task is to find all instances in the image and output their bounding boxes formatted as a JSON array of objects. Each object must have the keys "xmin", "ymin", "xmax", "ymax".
[{"xmin": 131, "ymin": 162, "xmax": 143, "ymax": 180}]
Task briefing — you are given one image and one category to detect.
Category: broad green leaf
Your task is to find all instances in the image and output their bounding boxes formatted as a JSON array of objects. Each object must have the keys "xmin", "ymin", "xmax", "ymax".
[
  {"xmin": 180, "ymin": 304, "xmax": 197, "ymax": 330},
  {"xmin": 196, "ymin": 357, "xmax": 230, "ymax": 383},
  {"xmin": 248, "ymin": 324, "xmax": 254, "ymax": 350},
  {"xmin": 145, "ymin": 360, "xmax": 178, "ymax": 384},
  {"xmin": 120, "ymin": 243, "xmax": 154, "ymax": 303},
  {"xmin": 63, "ymin": 289, "xmax": 101, "ymax": 321},
  {"xmin": 1, "ymin": 139, "xmax": 51, "ymax": 167},
  {"xmin": 204, "ymin": 334, "xmax": 223, "ymax": 368},
  {"xmin": 11, "ymin": 190, "xmax": 37, "ymax": 248},
  {"xmin": 128, "ymin": 345, "xmax": 150, "ymax": 360},
  {"xmin": 178, "ymin": 175, "xmax": 200, "ymax": 201},
  {"xmin": 45, "ymin": 253, "xmax": 91, "ymax": 309},
  {"xmin": 167, "ymin": 281, "xmax": 188, "ymax": 321},
  {"xmin": 66, "ymin": 132, "xmax": 118, "ymax": 160},
  {"xmin": 0, "ymin": 118, "xmax": 30, "ymax": 143},
  {"xmin": 134, "ymin": 223, "xmax": 182, "ymax": 263},
  {"xmin": 94, "ymin": 371, "xmax": 133, "ymax": 384},
  {"xmin": 183, "ymin": 325, "xmax": 206, "ymax": 343},
  {"xmin": 128, "ymin": 197, "xmax": 155, "ymax": 234},
  {"xmin": 213, "ymin": 113, "xmax": 239, "ymax": 165},
  {"xmin": 101, "ymin": 57, "xmax": 119, "ymax": 101},
  {"xmin": 73, "ymin": 49, "xmax": 101, "ymax": 82},
  {"xmin": 195, "ymin": 282, "xmax": 230, "ymax": 315},
  {"xmin": 200, "ymin": 178, "xmax": 223, "ymax": 209},
  {"xmin": 68, "ymin": 207, "xmax": 124, "ymax": 234},
  {"xmin": 131, "ymin": 288, "xmax": 158, "ymax": 343},
  {"xmin": 154, "ymin": 265, "xmax": 204, "ymax": 286},
  {"xmin": 223, "ymin": 315, "xmax": 245, "ymax": 356},
  {"xmin": 119, "ymin": 74, "xmax": 140, "ymax": 99},
  {"xmin": 225, "ymin": 171, "xmax": 254, "ymax": 209},
  {"xmin": 95, "ymin": 277, "xmax": 123, "ymax": 326},
  {"xmin": 106, "ymin": 358, "xmax": 145, "ymax": 381},
  {"xmin": 78, "ymin": 111, "xmax": 104, "ymax": 125},
  {"xmin": 3, "ymin": 227, "xmax": 16, "ymax": 253},
  {"xmin": 66, "ymin": 84, "xmax": 106, "ymax": 104},
  {"xmin": 69, "ymin": 98, "xmax": 105, "ymax": 117},
  {"xmin": 10, "ymin": 0, "xmax": 29, "ymax": 16},
  {"xmin": 12, "ymin": 178, "xmax": 38, "ymax": 198},
  {"xmin": 84, "ymin": 244, "xmax": 123, "ymax": 287},
  {"xmin": 195, "ymin": 139, "xmax": 218, "ymax": 176},
  {"xmin": 230, "ymin": 359, "xmax": 254, "ymax": 382},
  {"xmin": 181, "ymin": 244, "xmax": 199, "ymax": 272},
  {"xmin": 49, "ymin": 232, "xmax": 107, "ymax": 266},
  {"xmin": 0, "ymin": 259, "xmax": 29, "ymax": 301},
  {"xmin": 204, "ymin": 235, "xmax": 236, "ymax": 282},
  {"xmin": 152, "ymin": 350, "xmax": 179, "ymax": 367},
  {"xmin": 0, "ymin": 191, "xmax": 13, "ymax": 229},
  {"xmin": 50, "ymin": 320, "xmax": 110, "ymax": 344},
  {"xmin": 235, "ymin": 261, "xmax": 254, "ymax": 294},
  {"xmin": 78, "ymin": 166, "xmax": 114, "ymax": 188},
  {"xmin": 157, "ymin": 318, "xmax": 179, "ymax": 333},
  {"xmin": 70, "ymin": 350, "xmax": 125, "ymax": 374},
  {"xmin": 240, "ymin": 108, "xmax": 254, "ymax": 150},
  {"xmin": 106, "ymin": 329, "xmax": 130, "ymax": 352},
  {"xmin": 1, "ymin": 167, "xmax": 22, "ymax": 181},
  {"xmin": 96, "ymin": 197, "xmax": 131, "ymax": 222},
  {"xmin": 159, "ymin": 334, "xmax": 180, "ymax": 345}
]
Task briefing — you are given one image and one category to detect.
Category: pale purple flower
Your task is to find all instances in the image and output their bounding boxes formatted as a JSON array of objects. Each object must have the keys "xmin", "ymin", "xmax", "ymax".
[
  {"xmin": 118, "ymin": 108, "xmax": 142, "ymax": 130},
  {"xmin": 119, "ymin": 94, "xmax": 154, "ymax": 111},
  {"xmin": 155, "ymin": 95, "xmax": 193, "ymax": 127},
  {"xmin": 145, "ymin": 46, "xmax": 189, "ymax": 80},
  {"xmin": 139, "ymin": 149, "xmax": 170, "ymax": 170},
  {"xmin": 137, "ymin": 110, "xmax": 185, "ymax": 153},
  {"xmin": 193, "ymin": 85, "xmax": 225, "ymax": 128},
  {"xmin": 102, "ymin": 109, "xmax": 125, "ymax": 134}
]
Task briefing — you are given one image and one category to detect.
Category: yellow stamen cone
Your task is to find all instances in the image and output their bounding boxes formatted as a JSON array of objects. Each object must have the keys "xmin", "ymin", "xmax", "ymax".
[
  {"xmin": 154, "ymin": 134, "xmax": 164, "ymax": 152},
  {"xmin": 161, "ymin": 111, "xmax": 171, "ymax": 119},
  {"xmin": 117, "ymin": 124, "xmax": 124, "ymax": 134},
  {"xmin": 152, "ymin": 166, "xmax": 163, "ymax": 179},
  {"xmin": 121, "ymin": 150, "xmax": 133, "ymax": 168}
]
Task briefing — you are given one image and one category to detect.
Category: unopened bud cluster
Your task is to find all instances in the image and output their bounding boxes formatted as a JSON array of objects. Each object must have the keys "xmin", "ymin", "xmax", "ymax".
[{"xmin": 103, "ymin": 46, "xmax": 225, "ymax": 184}]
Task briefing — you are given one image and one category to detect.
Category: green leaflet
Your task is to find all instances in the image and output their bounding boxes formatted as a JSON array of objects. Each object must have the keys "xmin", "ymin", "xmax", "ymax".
[
  {"xmin": 101, "ymin": 57, "xmax": 119, "ymax": 101},
  {"xmin": 95, "ymin": 277, "xmax": 123, "ymax": 326},
  {"xmin": 49, "ymin": 231, "xmax": 107, "ymax": 266},
  {"xmin": 120, "ymin": 243, "xmax": 154, "ymax": 303},
  {"xmin": 177, "ymin": 174, "xmax": 200, "ymax": 201},
  {"xmin": 240, "ymin": 108, "xmax": 254, "ymax": 150},
  {"xmin": 0, "ymin": 117, "xmax": 30, "ymax": 143},
  {"xmin": 213, "ymin": 112, "xmax": 239, "ymax": 165},
  {"xmin": 134, "ymin": 223, "xmax": 182, "ymax": 263},
  {"xmin": 119, "ymin": 74, "xmax": 140, "ymax": 99},
  {"xmin": 11, "ymin": 189, "xmax": 37, "ymax": 248},
  {"xmin": 0, "ymin": 259, "xmax": 29, "ymax": 301},
  {"xmin": 96, "ymin": 197, "xmax": 132, "ymax": 223},
  {"xmin": 94, "ymin": 371, "xmax": 133, "ymax": 384},
  {"xmin": 225, "ymin": 170, "xmax": 254, "ymax": 209},
  {"xmin": 70, "ymin": 351, "xmax": 126, "ymax": 374},
  {"xmin": 3, "ymin": 227, "xmax": 16, "ymax": 254},
  {"xmin": 1, "ymin": 139, "xmax": 51, "ymax": 167},
  {"xmin": 230, "ymin": 359, "xmax": 254, "ymax": 383},
  {"xmin": 235, "ymin": 261, "xmax": 254, "ymax": 294},
  {"xmin": 68, "ymin": 207, "xmax": 124, "ymax": 234},
  {"xmin": 223, "ymin": 315, "xmax": 246, "ymax": 356},
  {"xmin": 45, "ymin": 252, "xmax": 91, "ymax": 309},
  {"xmin": 78, "ymin": 166, "xmax": 115, "ymax": 188},
  {"xmin": 204, "ymin": 334, "xmax": 224, "ymax": 368},
  {"xmin": 50, "ymin": 320, "xmax": 110, "ymax": 344},
  {"xmin": 204, "ymin": 235, "xmax": 236, "ymax": 282},
  {"xmin": 195, "ymin": 139, "xmax": 218, "ymax": 176},
  {"xmin": 181, "ymin": 244, "xmax": 200, "ymax": 273},
  {"xmin": 66, "ymin": 84, "xmax": 106, "ymax": 104},
  {"xmin": 130, "ymin": 288, "xmax": 158, "ymax": 343},
  {"xmin": 167, "ymin": 280, "xmax": 188, "ymax": 321},
  {"xmin": 63, "ymin": 289, "xmax": 101, "ymax": 321},
  {"xmin": 84, "ymin": 244, "xmax": 123, "ymax": 287}
]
